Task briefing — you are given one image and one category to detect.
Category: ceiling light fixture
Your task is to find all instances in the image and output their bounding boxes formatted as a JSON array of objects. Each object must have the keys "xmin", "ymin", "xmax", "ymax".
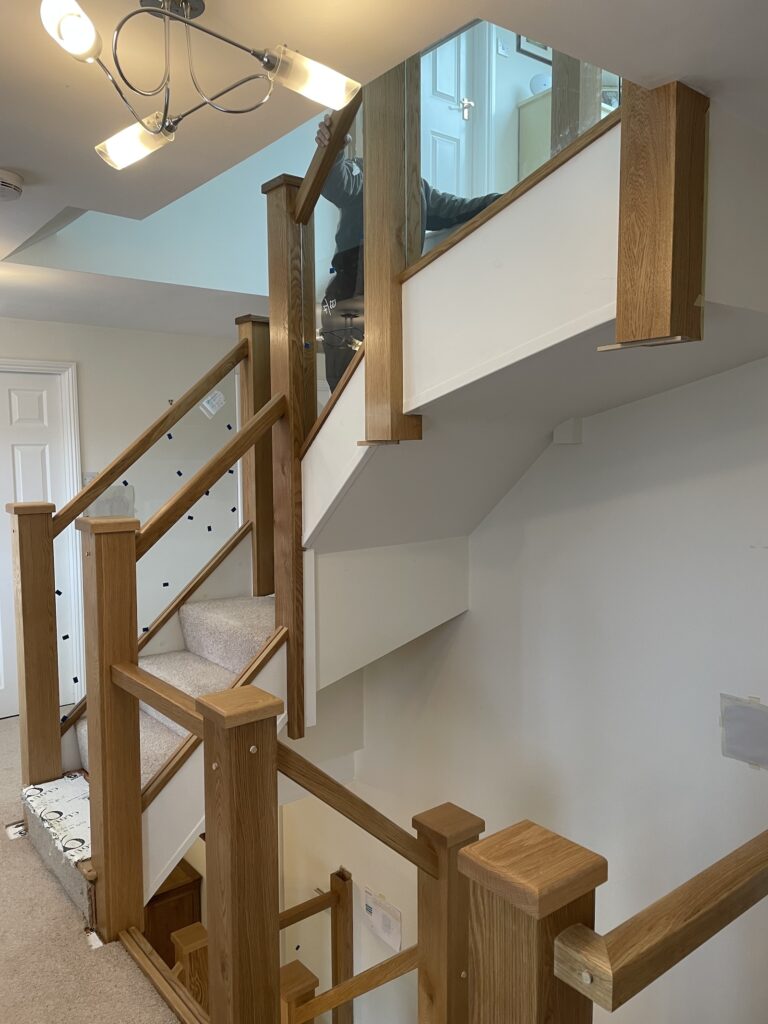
[{"xmin": 39, "ymin": 0, "xmax": 361, "ymax": 169}]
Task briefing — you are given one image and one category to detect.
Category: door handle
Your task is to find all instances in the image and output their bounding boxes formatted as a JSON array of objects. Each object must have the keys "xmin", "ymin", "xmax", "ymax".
[{"xmin": 455, "ymin": 97, "xmax": 474, "ymax": 121}]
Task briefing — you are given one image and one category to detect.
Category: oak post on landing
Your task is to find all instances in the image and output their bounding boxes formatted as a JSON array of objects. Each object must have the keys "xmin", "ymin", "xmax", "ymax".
[
  {"xmin": 197, "ymin": 685, "xmax": 284, "ymax": 1024},
  {"xmin": 458, "ymin": 820, "xmax": 607, "ymax": 1024}
]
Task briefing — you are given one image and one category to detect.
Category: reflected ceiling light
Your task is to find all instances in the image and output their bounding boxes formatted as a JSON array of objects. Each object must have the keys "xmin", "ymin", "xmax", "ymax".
[{"xmin": 39, "ymin": 0, "xmax": 361, "ymax": 169}]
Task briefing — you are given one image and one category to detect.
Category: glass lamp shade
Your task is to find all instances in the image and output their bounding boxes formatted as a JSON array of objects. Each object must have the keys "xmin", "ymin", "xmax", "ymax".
[
  {"xmin": 95, "ymin": 114, "xmax": 174, "ymax": 170},
  {"xmin": 40, "ymin": 0, "xmax": 102, "ymax": 62},
  {"xmin": 268, "ymin": 45, "xmax": 360, "ymax": 110}
]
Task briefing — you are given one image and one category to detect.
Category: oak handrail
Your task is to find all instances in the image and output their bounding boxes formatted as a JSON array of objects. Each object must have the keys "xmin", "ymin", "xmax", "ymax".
[
  {"xmin": 136, "ymin": 393, "xmax": 287, "ymax": 559},
  {"xmin": 53, "ymin": 340, "xmax": 248, "ymax": 536},
  {"xmin": 277, "ymin": 742, "xmax": 439, "ymax": 878},
  {"xmin": 112, "ymin": 662, "xmax": 204, "ymax": 738},
  {"xmin": 279, "ymin": 889, "xmax": 337, "ymax": 929},
  {"xmin": 400, "ymin": 107, "xmax": 622, "ymax": 284},
  {"xmin": 554, "ymin": 828, "xmax": 768, "ymax": 1011},
  {"xmin": 293, "ymin": 945, "xmax": 419, "ymax": 1024},
  {"xmin": 61, "ymin": 696, "xmax": 87, "ymax": 736},
  {"xmin": 138, "ymin": 522, "xmax": 253, "ymax": 651},
  {"xmin": 299, "ymin": 344, "xmax": 365, "ymax": 460},
  {"xmin": 294, "ymin": 91, "xmax": 363, "ymax": 225},
  {"xmin": 139, "ymin": 626, "xmax": 289, "ymax": 810}
]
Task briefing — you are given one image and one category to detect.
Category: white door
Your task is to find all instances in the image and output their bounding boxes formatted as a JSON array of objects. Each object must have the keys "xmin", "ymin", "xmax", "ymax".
[
  {"xmin": 0, "ymin": 370, "xmax": 81, "ymax": 718},
  {"xmin": 420, "ymin": 24, "xmax": 488, "ymax": 199}
]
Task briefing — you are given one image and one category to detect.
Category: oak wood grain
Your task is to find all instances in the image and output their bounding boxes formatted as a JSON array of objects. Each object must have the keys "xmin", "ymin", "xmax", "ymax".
[
  {"xmin": 172, "ymin": 922, "xmax": 210, "ymax": 1014},
  {"xmin": 294, "ymin": 92, "xmax": 363, "ymax": 225},
  {"xmin": 401, "ymin": 109, "xmax": 621, "ymax": 284},
  {"xmin": 616, "ymin": 81, "xmax": 709, "ymax": 343},
  {"xmin": 76, "ymin": 517, "xmax": 143, "ymax": 942},
  {"xmin": 330, "ymin": 867, "xmax": 354, "ymax": 1024},
  {"xmin": 6, "ymin": 503, "xmax": 61, "ymax": 785},
  {"xmin": 362, "ymin": 61, "xmax": 422, "ymax": 443},
  {"xmin": 554, "ymin": 827, "xmax": 768, "ymax": 1011},
  {"xmin": 413, "ymin": 804, "xmax": 485, "ymax": 1024},
  {"xmin": 237, "ymin": 316, "xmax": 274, "ymax": 596},
  {"xmin": 458, "ymin": 820, "xmax": 607, "ymax": 920},
  {"xmin": 293, "ymin": 946, "xmax": 420, "ymax": 1024},
  {"xmin": 136, "ymin": 394, "xmax": 287, "ymax": 559},
  {"xmin": 112, "ymin": 662, "xmax": 204, "ymax": 738},
  {"xmin": 121, "ymin": 927, "xmax": 210, "ymax": 1024},
  {"xmin": 263, "ymin": 177, "xmax": 307, "ymax": 738},
  {"xmin": 53, "ymin": 342, "xmax": 248, "ymax": 535},
  {"xmin": 200, "ymin": 691, "xmax": 281, "ymax": 1024},
  {"xmin": 277, "ymin": 742, "xmax": 438, "ymax": 877}
]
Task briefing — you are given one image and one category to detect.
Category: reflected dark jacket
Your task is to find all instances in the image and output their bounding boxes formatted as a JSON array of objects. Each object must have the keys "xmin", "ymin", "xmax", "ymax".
[{"xmin": 321, "ymin": 152, "xmax": 500, "ymax": 255}]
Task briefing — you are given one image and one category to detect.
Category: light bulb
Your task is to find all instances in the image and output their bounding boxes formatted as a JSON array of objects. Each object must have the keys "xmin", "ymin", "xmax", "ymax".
[
  {"xmin": 95, "ymin": 114, "xmax": 174, "ymax": 170},
  {"xmin": 268, "ymin": 45, "xmax": 360, "ymax": 111},
  {"xmin": 40, "ymin": 0, "xmax": 102, "ymax": 62}
]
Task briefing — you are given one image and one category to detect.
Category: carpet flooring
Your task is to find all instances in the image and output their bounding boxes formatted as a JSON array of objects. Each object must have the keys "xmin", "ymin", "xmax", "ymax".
[{"xmin": 0, "ymin": 716, "xmax": 177, "ymax": 1024}]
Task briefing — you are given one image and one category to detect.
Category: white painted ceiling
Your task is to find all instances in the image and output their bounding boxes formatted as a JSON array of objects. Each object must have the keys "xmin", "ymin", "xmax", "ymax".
[
  {"xmin": 2, "ymin": 0, "xmax": 767, "ymax": 263},
  {"xmin": 0, "ymin": 262, "xmax": 265, "ymax": 336}
]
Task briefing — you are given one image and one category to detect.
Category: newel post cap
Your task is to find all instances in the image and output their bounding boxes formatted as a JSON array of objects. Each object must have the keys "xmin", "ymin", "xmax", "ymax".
[
  {"xmin": 197, "ymin": 686, "xmax": 284, "ymax": 729},
  {"xmin": 6, "ymin": 502, "xmax": 56, "ymax": 515},
  {"xmin": 458, "ymin": 820, "xmax": 607, "ymax": 920},
  {"xmin": 412, "ymin": 802, "xmax": 486, "ymax": 847},
  {"xmin": 75, "ymin": 516, "xmax": 140, "ymax": 535}
]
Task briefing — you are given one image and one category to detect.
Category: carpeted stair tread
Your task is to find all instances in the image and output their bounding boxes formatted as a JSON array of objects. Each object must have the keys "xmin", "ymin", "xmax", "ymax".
[
  {"xmin": 138, "ymin": 650, "xmax": 236, "ymax": 736},
  {"xmin": 76, "ymin": 709, "xmax": 185, "ymax": 790},
  {"xmin": 179, "ymin": 595, "xmax": 275, "ymax": 674}
]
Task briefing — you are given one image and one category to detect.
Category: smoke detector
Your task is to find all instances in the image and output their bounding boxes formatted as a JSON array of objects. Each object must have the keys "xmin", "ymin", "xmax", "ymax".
[{"xmin": 0, "ymin": 171, "xmax": 23, "ymax": 201}]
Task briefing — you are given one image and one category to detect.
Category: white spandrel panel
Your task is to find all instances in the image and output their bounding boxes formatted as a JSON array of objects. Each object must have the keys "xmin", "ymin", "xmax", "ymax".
[
  {"xmin": 9, "ymin": 388, "xmax": 48, "ymax": 427},
  {"xmin": 12, "ymin": 442, "xmax": 51, "ymax": 502}
]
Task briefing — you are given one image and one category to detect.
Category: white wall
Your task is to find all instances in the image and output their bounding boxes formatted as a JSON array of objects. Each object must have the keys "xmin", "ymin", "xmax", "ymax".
[
  {"xmin": 284, "ymin": 352, "xmax": 768, "ymax": 1023},
  {"xmin": 0, "ymin": 316, "xmax": 238, "ymax": 634},
  {"xmin": 11, "ymin": 117, "xmax": 339, "ymax": 299}
]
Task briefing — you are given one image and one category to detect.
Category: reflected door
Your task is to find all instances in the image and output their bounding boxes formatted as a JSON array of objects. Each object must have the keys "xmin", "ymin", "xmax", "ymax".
[
  {"xmin": 421, "ymin": 30, "xmax": 477, "ymax": 198},
  {"xmin": 0, "ymin": 371, "xmax": 78, "ymax": 718}
]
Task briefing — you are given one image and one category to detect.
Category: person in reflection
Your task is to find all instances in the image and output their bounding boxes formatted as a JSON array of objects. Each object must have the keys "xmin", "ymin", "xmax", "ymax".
[{"xmin": 316, "ymin": 114, "xmax": 501, "ymax": 391}]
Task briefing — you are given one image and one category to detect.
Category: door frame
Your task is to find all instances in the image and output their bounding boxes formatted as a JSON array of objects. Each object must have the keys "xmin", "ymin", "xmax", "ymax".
[{"xmin": 0, "ymin": 358, "xmax": 84, "ymax": 705}]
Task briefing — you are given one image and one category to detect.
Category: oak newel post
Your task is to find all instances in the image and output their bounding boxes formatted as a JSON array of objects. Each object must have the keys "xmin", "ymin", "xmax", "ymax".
[
  {"xmin": 6, "ymin": 502, "xmax": 61, "ymax": 787},
  {"xmin": 76, "ymin": 516, "xmax": 144, "ymax": 942},
  {"xmin": 458, "ymin": 820, "xmax": 607, "ymax": 1024},
  {"xmin": 413, "ymin": 803, "xmax": 485, "ymax": 1024},
  {"xmin": 197, "ymin": 686, "xmax": 284, "ymax": 1024}
]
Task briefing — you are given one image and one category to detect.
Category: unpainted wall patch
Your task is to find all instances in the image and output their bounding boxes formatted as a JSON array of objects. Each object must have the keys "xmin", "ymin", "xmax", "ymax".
[{"xmin": 721, "ymin": 693, "xmax": 768, "ymax": 770}]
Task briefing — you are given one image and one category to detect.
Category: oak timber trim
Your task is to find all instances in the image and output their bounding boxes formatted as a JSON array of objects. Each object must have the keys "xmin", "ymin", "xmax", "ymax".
[
  {"xmin": 236, "ymin": 315, "xmax": 274, "ymax": 595},
  {"xmin": 277, "ymin": 742, "xmax": 439, "ymax": 877},
  {"xmin": 262, "ymin": 175, "xmax": 307, "ymax": 739},
  {"xmin": 554, "ymin": 827, "xmax": 768, "ymax": 1011},
  {"xmin": 294, "ymin": 91, "xmax": 363, "ymax": 225},
  {"xmin": 615, "ymin": 81, "xmax": 709, "ymax": 345},
  {"xmin": 280, "ymin": 889, "xmax": 337, "ymax": 929},
  {"xmin": 401, "ymin": 107, "xmax": 621, "ymax": 283},
  {"xmin": 136, "ymin": 394, "xmax": 287, "ymax": 558},
  {"xmin": 139, "ymin": 626, "xmax": 288, "ymax": 810},
  {"xmin": 121, "ymin": 927, "xmax": 210, "ymax": 1024},
  {"xmin": 112, "ymin": 663, "xmax": 204, "ymax": 738},
  {"xmin": 53, "ymin": 341, "xmax": 248, "ymax": 535},
  {"xmin": 61, "ymin": 695, "xmax": 87, "ymax": 735},
  {"xmin": 293, "ymin": 946, "xmax": 420, "ymax": 1024},
  {"xmin": 138, "ymin": 523, "xmax": 252, "ymax": 651},
  {"xmin": 362, "ymin": 59, "xmax": 422, "ymax": 443},
  {"xmin": 299, "ymin": 345, "xmax": 365, "ymax": 460}
]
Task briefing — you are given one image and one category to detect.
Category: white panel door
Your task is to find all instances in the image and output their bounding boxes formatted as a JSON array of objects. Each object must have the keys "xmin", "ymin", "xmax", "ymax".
[
  {"xmin": 0, "ymin": 371, "xmax": 79, "ymax": 718},
  {"xmin": 421, "ymin": 25, "xmax": 488, "ymax": 199}
]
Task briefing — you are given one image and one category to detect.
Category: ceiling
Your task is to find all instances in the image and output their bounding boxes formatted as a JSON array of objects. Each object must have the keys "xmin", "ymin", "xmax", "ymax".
[
  {"xmin": 2, "ymin": 0, "xmax": 767, "ymax": 262},
  {"xmin": 0, "ymin": 262, "xmax": 265, "ymax": 335}
]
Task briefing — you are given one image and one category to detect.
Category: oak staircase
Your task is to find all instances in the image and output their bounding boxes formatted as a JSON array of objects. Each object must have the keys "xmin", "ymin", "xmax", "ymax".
[{"xmin": 7, "ymin": 40, "xmax": 768, "ymax": 1024}]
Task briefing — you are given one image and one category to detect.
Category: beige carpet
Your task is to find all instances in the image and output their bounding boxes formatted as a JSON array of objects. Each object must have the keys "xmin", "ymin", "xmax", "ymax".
[{"xmin": 0, "ymin": 717, "xmax": 177, "ymax": 1024}]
